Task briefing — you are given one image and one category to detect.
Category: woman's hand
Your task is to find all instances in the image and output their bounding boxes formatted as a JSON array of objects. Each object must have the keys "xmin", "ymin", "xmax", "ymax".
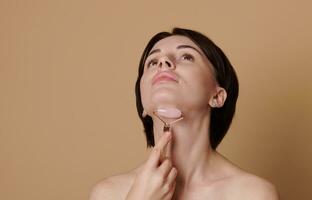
[{"xmin": 126, "ymin": 131, "xmax": 177, "ymax": 200}]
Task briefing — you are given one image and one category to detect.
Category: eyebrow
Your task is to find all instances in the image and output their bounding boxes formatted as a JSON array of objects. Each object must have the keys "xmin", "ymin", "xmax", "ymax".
[
  {"xmin": 147, "ymin": 44, "xmax": 203, "ymax": 57},
  {"xmin": 177, "ymin": 45, "xmax": 203, "ymax": 56},
  {"xmin": 147, "ymin": 49, "xmax": 161, "ymax": 57}
]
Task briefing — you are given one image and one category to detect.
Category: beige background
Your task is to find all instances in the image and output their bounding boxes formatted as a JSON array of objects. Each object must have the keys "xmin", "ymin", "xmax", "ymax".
[{"xmin": 1, "ymin": 0, "xmax": 311, "ymax": 199}]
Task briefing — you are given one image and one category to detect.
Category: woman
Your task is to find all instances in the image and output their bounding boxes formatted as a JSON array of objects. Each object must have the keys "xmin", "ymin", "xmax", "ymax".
[{"xmin": 90, "ymin": 28, "xmax": 279, "ymax": 200}]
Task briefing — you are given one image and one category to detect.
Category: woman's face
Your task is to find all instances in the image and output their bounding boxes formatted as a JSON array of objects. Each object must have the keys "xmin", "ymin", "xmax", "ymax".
[{"xmin": 140, "ymin": 35, "xmax": 218, "ymax": 115}]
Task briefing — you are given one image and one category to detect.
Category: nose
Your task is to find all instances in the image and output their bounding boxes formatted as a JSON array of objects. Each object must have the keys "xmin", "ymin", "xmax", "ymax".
[{"xmin": 157, "ymin": 57, "xmax": 175, "ymax": 70}]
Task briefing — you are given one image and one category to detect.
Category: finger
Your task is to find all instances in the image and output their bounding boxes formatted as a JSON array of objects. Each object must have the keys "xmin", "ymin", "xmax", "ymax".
[
  {"xmin": 164, "ymin": 179, "xmax": 177, "ymax": 200},
  {"xmin": 156, "ymin": 132, "xmax": 172, "ymax": 163},
  {"xmin": 155, "ymin": 131, "xmax": 172, "ymax": 161},
  {"xmin": 166, "ymin": 167, "xmax": 178, "ymax": 185},
  {"xmin": 155, "ymin": 131, "xmax": 172, "ymax": 150},
  {"xmin": 146, "ymin": 146, "xmax": 161, "ymax": 168},
  {"xmin": 146, "ymin": 132, "xmax": 172, "ymax": 168},
  {"xmin": 164, "ymin": 134, "xmax": 172, "ymax": 160},
  {"xmin": 158, "ymin": 158, "xmax": 172, "ymax": 177}
]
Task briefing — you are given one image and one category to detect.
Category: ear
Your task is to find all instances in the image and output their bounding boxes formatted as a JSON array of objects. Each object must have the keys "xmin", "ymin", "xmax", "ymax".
[
  {"xmin": 142, "ymin": 109, "xmax": 148, "ymax": 118},
  {"xmin": 209, "ymin": 87, "xmax": 227, "ymax": 108}
]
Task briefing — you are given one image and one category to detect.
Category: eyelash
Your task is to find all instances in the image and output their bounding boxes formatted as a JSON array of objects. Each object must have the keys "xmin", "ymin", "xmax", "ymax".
[
  {"xmin": 181, "ymin": 53, "xmax": 194, "ymax": 61},
  {"xmin": 146, "ymin": 59, "xmax": 158, "ymax": 68},
  {"xmin": 145, "ymin": 53, "xmax": 195, "ymax": 68}
]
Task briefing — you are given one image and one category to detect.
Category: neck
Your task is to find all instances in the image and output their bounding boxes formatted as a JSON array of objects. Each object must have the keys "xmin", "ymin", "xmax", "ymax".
[{"xmin": 152, "ymin": 107, "xmax": 217, "ymax": 188}]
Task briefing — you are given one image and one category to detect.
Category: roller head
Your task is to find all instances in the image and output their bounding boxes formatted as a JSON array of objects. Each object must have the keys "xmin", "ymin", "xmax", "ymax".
[{"xmin": 155, "ymin": 107, "xmax": 182, "ymax": 119}]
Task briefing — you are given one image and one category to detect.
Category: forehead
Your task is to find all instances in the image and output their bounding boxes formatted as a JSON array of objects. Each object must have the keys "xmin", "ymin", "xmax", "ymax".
[{"xmin": 151, "ymin": 35, "xmax": 201, "ymax": 52}]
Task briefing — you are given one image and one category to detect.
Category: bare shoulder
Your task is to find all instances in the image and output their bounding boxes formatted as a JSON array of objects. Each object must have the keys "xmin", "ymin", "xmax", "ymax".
[
  {"xmin": 213, "ymin": 152, "xmax": 279, "ymax": 200},
  {"xmin": 89, "ymin": 166, "xmax": 141, "ymax": 200},
  {"xmin": 230, "ymin": 172, "xmax": 279, "ymax": 200}
]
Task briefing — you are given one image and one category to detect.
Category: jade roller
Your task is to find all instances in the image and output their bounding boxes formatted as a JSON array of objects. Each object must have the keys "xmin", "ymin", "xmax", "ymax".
[{"xmin": 153, "ymin": 107, "xmax": 184, "ymax": 132}]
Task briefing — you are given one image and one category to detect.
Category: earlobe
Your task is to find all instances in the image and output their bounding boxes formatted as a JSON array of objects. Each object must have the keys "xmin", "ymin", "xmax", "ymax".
[
  {"xmin": 142, "ymin": 109, "xmax": 148, "ymax": 118},
  {"xmin": 209, "ymin": 99, "xmax": 217, "ymax": 108},
  {"xmin": 209, "ymin": 87, "xmax": 227, "ymax": 108}
]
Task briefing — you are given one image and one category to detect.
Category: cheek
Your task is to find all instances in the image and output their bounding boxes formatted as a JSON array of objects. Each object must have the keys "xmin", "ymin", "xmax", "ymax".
[
  {"xmin": 139, "ymin": 75, "xmax": 151, "ymax": 107},
  {"xmin": 184, "ymin": 70, "xmax": 216, "ymax": 101}
]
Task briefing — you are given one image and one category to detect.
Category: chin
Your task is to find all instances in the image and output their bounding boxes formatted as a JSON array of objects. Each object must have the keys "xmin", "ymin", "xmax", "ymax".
[{"xmin": 151, "ymin": 94, "xmax": 180, "ymax": 106}]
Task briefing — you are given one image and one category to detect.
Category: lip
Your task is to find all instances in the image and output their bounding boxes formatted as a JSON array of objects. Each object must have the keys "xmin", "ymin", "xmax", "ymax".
[{"xmin": 152, "ymin": 71, "xmax": 178, "ymax": 85}]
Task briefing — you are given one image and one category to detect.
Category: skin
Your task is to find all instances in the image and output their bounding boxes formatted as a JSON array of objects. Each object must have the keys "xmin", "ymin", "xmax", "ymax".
[{"xmin": 89, "ymin": 36, "xmax": 279, "ymax": 200}]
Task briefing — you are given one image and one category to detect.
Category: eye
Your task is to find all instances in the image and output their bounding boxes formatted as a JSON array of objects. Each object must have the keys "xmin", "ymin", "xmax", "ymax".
[
  {"xmin": 146, "ymin": 59, "xmax": 158, "ymax": 68},
  {"xmin": 181, "ymin": 53, "xmax": 194, "ymax": 62}
]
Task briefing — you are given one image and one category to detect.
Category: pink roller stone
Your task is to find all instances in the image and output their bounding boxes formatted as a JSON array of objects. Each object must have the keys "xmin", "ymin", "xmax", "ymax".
[{"xmin": 156, "ymin": 107, "xmax": 182, "ymax": 119}]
